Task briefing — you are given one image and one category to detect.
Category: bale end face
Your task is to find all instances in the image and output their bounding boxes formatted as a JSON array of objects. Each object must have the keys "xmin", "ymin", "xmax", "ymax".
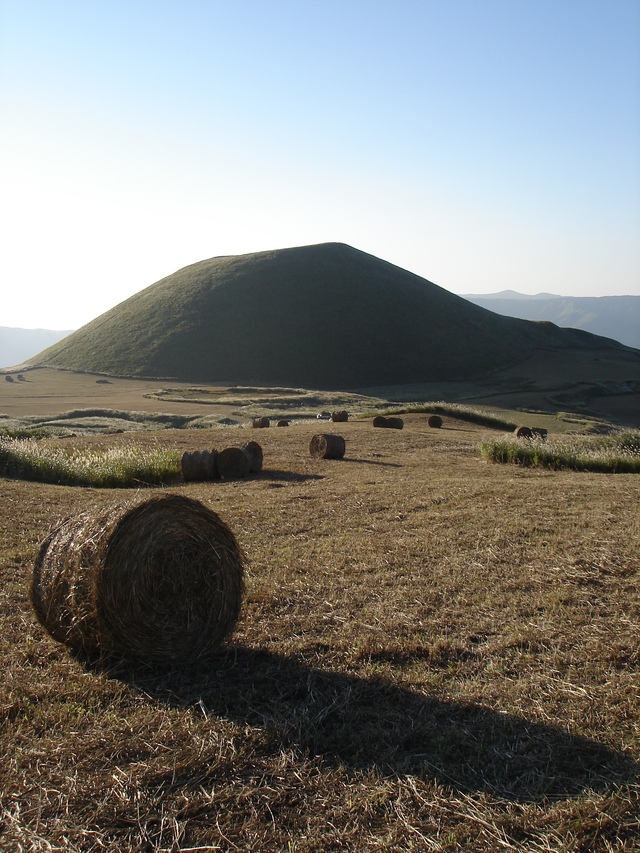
[
  {"xmin": 216, "ymin": 446, "xmax": 250, "ymax": 479},
  {"xmin": 428, "ymin": 415, "xmax": 443, "ymax": 428},
  {"xmin": 309, "ymin": 433, "xmax": 346, "ymax": 459},
  {"xmin": 242, "ymin": 441, "xmax": 263, "ymax": 473}
]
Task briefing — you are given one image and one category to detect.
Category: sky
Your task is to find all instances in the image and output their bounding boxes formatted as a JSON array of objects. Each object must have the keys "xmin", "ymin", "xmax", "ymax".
[{"xmin": 1, "ymin": 0, "xmax": 639, "ymax": 330}]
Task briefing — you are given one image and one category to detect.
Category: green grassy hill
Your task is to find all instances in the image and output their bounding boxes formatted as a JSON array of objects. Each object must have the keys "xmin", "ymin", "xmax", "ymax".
[{"xmin": 29, "ymin": 243, "xmax": 634, "ymax": 388}]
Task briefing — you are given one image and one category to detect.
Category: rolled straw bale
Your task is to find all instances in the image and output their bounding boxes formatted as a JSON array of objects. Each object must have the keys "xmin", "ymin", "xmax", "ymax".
[
  {"xmin": 30, "ymin": 495, "xmax": 245, "ymax": 664},
  {"xmin": 277, "ymin": 419, "xmax": 290, "ymax": 427},
  {"xmin": 373, "ymin": 416, "xmax": 388, "ymax": 428},
  {"xmin": 514, "ymin": 425, "xmax": 534, "ymax": 439},
  {"xmin": 181, "ymin": 450, "xmax": 218, "ymax": 482},
  {"xmin": 309, "ymin": 433, "xmax": 346, "ymax": 459},
  {"xmin": 331, "ymin": 410, "xmax": 349, "ymax": 422},
  {"xmin": 216, "ymin": 446, "xmax": 250, "ymax": 479},
  {"xmin": 386, "ymin": 416, "xmax": 404, "ymax": 430},
  {"xmin": 531, "ymin": 427, "xmax": 548, "ymax": 439},
  {"xmin": 252, "ymin": 417, "xmax": 270, "ymax": 428},
  {"xmin": 428, "ymin": 415, "xmax": 443, "ymax": 429},
  {"xmin": 242, "ymin": 440, "xmax": 263, "ymax": 473},
  {"xmin": 181, "ymin": 450, "xmax": 201, "ymax": 482}
]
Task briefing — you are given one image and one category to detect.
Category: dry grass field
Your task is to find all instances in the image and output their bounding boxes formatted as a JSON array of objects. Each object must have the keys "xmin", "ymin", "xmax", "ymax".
[{"xmin": 1, "ymin": 402, "xmax": 638, "ymax": 850}]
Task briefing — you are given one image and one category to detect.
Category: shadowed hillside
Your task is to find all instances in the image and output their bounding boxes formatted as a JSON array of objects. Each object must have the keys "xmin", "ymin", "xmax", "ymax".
[{"xmin": 29, "ymin": 243, "xmax": 635, "ymax": 389}]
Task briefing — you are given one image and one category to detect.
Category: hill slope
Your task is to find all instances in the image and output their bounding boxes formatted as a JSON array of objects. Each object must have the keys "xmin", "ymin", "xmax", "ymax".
[
  {"xmin": 463, "ymin": 293, "xmax": 640, "ymax": 350},
  {"xmin": 29, "ymin": 243, "xmax": 635, "ymax": 389}
]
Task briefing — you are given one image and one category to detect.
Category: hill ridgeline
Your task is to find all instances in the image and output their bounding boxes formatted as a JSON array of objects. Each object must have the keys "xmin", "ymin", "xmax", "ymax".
[{"xmin": 29, "ymin": 243, "xmax": 633, "ymax": 388}]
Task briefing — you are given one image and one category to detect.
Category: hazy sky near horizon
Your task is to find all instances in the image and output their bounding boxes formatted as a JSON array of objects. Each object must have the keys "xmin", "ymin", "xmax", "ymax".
[{"xmin": 1, "ymin": 0, "xmax": 639, "ymax": 330}]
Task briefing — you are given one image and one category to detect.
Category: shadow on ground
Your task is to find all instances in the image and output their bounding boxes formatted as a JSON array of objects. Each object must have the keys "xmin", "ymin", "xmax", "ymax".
[{"xmin": 85, "ymin": 645, "xmax": 638, "ymax": 803}]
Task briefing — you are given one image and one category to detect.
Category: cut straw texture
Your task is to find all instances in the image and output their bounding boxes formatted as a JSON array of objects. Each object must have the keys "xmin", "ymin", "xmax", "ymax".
[
  {"xmin": 373, "ymin": 416, "xmax": 404, "ymax": 429},
  {"xmin": 309, "ymin": 434, "xmax": 346, "ymax": 459},
  {"xmin": 30, "ymin": 494, "xmax": 245, "ymax": 665},
  {"xmin": 181, "ymin": 449, "xmax": 218, "ymax": 482},
  {"xmin": 331, "ymin": 410, "xmax": 349, "ymax": 422}
]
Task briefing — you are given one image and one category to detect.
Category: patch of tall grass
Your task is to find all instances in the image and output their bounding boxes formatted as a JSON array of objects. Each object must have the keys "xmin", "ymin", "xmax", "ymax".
[
  {"xmin": 480, "ymin": 431, "xmax": 640, "ymax": 473},
  {"xmin": 0, "ymin": 439, "xmax": 182, "ymax": 487},
  {"xmin": 380, "ymin": 402, "xmax": 518, "ymax": 431}
]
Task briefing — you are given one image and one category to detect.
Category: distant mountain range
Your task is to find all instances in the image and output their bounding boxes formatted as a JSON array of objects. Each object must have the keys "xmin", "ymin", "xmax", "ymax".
[
  {"xmin": 462, "ymin": 293, "xmax": 639, "ymax": 350},
  {"xmin": 0, "ymin": 327, "xmax": 73, "ymax": 369}
]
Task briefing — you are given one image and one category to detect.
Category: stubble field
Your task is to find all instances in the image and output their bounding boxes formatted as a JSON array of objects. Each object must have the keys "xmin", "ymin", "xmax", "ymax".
[{"xmin": 1, "ymin": 407, "xmax": 638, "ymax": 851}]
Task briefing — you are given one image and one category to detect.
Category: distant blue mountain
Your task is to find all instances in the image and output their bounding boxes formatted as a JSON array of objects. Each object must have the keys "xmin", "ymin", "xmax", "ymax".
[
  {"xmin": 462, "ymin": 294, "xmax": 639, "ymax": 350},
  {"xmin": 0, "ymin": 327, "xmax": 74, "ymax": 368}
]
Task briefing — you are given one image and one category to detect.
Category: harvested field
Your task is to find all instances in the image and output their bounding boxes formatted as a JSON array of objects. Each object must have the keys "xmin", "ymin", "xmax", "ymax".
[{"xmin": 0, "ymin": 412, "xmax": 638, "ymax": 852}]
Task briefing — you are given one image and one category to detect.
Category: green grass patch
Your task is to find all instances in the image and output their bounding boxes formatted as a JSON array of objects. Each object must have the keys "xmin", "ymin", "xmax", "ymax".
[
  {"xmin": 371, "ymin": 402, "xmax": 519, "ymax": 431},
  {"xmin": 0, "ymin": 439, "xmax": 182, "ymax": 487},
  {"xmin": 480, "ymin": 431, "xmax": 640, "ymax": 473}
]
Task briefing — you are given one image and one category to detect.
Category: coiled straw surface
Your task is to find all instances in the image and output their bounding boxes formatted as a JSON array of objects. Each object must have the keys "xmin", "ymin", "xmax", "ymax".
[
  {"xmin": 309, "ymin": 434, "xmax": 346, "ymax": 459},
  {"xmin": 242, "ymin": 441, "xmax": 263, "ymax": 473},
  {"xmin": 31, "ymin": 494, "xmax": 245, "ymax": 665}
]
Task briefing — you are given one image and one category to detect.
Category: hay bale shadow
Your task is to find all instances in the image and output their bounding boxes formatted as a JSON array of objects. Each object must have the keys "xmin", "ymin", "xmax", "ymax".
[{"xmin": 93, "ymin": 646, "xmax": 638, "ymax": 803}]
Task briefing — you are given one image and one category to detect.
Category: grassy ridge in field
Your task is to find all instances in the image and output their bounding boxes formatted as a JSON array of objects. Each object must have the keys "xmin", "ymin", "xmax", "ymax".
[
  {"xmin": 0, "ymin": 416, "xmax": 638, "ymax": 851},
  {"xmin": 28, "ymin": 242, "xmax": 636, "ymax": 388}
]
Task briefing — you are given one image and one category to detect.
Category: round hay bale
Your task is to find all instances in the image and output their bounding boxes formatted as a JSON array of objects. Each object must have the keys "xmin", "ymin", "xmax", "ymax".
[
  {"xmin": 531, "ymin": 427, "xmax": 548, "ymax": 439},
  {"xmin": 428, "ymin": 415, "xmax": 443, "ymax": 429},
  {"xmin": 242, "ymin": 440, "xmax": 263, "ymax": 473},
  {"xmin": 331, "ymin": 410, "xmax": 349, "ymax": 422},
  {"xmin": 216, "ymin": 446, "xmax": 250, "ymax": 479},
  {"xmin": 386, "ymin": 416, "xmax": 404, "ymax": 430},
  {"xmin": 514, "ymin": 425, "xmax": 534, "ymax": 439},
  {"xmin": 5, "ymin": 375, "xmax": 14, "ymax": 382},
  {"xmin": 30, "ymin": 495, "xmax": 245, "ymax": 664},
  {"xmin": 277, "ymin": 419, "xmax": 290, "ymax": 427},
  {"xmin": 373, "ymin": 415, "xmax": 388, "ymax": 428},
  {"xmin": 252, "ymin": 417, "xmax": 270, "ymax": 428},
  {"xmin": 181, "ymin": 450, "xmax": 217, "ymax": 482},
  {"xmin": 181, "ymin": 450, "xmax": 202, "ymax": 482},
  {"xmin": 309, "ymin": 433, "xmax": 346, "ymax": 459}
]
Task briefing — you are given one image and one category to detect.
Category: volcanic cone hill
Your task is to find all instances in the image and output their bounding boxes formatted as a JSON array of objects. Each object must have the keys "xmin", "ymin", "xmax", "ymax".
[{"xmin": 29, "ymin": 243, "xmax": 635, "ymax": 389}]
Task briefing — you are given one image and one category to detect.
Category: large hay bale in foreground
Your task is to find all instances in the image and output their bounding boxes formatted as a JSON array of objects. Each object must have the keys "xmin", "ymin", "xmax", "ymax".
[
  {"xmin": 30, "ymin": 495, "xmax": 245, "ymax": 664},
  {"xmin": 252, "ymin": 417, "xmax": 270, "ymax": 428},
  {"xmin": 373, "ymin": 415, "xmax": 388, "ymax": 428},
  {"xmin": 428, "ymin": 415, "xmax": 443, "ymax": 429},
  {"xmin": 331, "ymin": 410, "xmax": 349, "ymax": 422},
  {"xmin": 531, "ymin": 427, "xmax": 548, "ymax": 439},
  {"xmin": 216, "ymin": 446, "xmax": 250, "ymax": 479},
  {"xmin": 309, "ymin": 433, "xmax": 346, "ymax": 459},
  {"xmin": 242, "ymin": 441, "xmax": 263, "ymax": 473}
]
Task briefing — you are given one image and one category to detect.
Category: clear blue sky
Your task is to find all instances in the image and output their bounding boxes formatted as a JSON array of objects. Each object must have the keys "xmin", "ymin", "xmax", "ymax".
[{"xmin": 1, "ymin": 0, "xmax": 638, "ymax": 329}]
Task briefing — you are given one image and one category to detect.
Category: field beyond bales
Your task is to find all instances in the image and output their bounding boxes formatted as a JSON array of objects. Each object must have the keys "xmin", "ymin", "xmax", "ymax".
[{"xmin": 1, "ymin": 414, "xmax": 639, "ymax": 852}]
